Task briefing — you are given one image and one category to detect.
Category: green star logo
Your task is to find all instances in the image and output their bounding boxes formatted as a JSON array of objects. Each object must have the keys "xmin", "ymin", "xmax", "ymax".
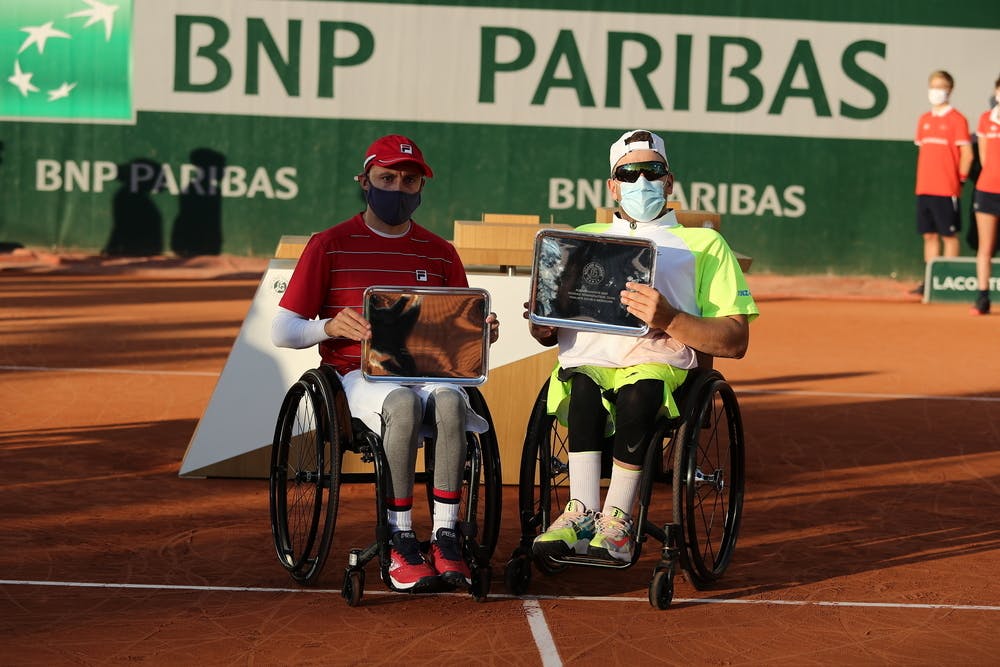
[{"xmin": 1, "ymin": 0, "xmax": 132, "ymax": 122}]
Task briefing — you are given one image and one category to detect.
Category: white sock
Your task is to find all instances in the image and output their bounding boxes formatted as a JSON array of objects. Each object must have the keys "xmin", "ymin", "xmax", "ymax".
[
  {"xmin": 432, "ymin": 501, "xmax": 460, "ymax": 538},
  {"xmin": 568, "ymin": 451, "xmax": 602, "ymax": 512},
  {"xmin": 603, "ymin": 462, "xmax": 641, "ymax": 517},
  {"xmin": 388, "ymin": 509, "xmax": 412, "ymax": 533}
]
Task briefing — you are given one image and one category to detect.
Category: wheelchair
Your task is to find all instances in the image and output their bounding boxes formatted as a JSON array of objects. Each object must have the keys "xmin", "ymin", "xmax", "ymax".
[
  {"xmin": 268, "ymin": 365, "xmax": 502, "ymax": 605},
  {"xmin": 503, "ymin": 363, "xmax": 745, "ymax": 610}
]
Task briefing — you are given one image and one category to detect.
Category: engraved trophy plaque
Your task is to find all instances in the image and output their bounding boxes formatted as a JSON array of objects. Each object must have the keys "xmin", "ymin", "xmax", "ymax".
[
  {"xmin": 361, "ymin": 286, "xmax": 490, "ymax": 384},
  {"xmin": 529, "ymin": 229, "xmax": 656, "ymax": 336}
]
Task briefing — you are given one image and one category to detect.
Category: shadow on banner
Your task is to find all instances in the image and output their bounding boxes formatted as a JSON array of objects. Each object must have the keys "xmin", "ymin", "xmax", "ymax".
[
  {"xmin": 104, "ymin": 158, "xmax": 164, "ymax": 257},
  {"xmin": 171, "ymin": 147, "xmax": 226, "ymax": 257}
]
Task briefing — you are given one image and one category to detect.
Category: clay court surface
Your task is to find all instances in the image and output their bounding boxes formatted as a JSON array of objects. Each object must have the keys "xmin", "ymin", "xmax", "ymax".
[{"xmin": 2, "ymin": 254, "xmax": 1000, "ymax": 665}]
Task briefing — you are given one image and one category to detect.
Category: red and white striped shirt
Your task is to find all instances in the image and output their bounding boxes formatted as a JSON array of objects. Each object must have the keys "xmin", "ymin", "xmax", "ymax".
[{"xmin": 279, "ymin": 214, "xmax": 468, "ymax": 374}]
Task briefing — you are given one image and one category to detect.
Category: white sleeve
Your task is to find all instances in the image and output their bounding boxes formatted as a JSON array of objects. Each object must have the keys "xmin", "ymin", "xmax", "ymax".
[{"xmin": 271, "ymin": 306, "xmax": 331, "ymax": 349}]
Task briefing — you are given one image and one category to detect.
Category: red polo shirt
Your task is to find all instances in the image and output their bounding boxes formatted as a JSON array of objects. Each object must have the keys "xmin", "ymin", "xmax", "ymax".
[{"xmin": 915, "ymin": 106, "xmax": 971, "ymax": 197}]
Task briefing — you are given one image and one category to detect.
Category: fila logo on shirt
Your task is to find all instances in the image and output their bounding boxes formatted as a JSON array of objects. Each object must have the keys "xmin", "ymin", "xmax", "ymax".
[{"xmin": 416, "ymin": 269, "xmax": 428, "ymax": 281}]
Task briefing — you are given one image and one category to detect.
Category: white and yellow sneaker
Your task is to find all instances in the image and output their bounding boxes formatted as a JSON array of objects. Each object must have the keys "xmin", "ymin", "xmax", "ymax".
[
  {"xmin": 588, "ymin": 506, "xmax": 635, "ymax": 563},
  {"xmin": 532, "ymin": 499, "xmax": 596, "ymax": 559}
]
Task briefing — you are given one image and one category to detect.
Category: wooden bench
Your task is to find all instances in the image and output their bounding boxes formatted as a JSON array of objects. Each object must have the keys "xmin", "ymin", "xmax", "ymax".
[
  {"xmin": 274, "ymin": 234, "xmax": 311, "ymax": 259},
  {"xmin": 452, "ymin": 213, "xmax": 571, "ymax": 274}
]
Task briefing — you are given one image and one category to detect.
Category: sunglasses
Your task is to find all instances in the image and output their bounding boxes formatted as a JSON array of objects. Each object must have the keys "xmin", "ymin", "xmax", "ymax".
[{"xmin": 613, "ymin": 161, "xmax": 669, "ymax": 183}]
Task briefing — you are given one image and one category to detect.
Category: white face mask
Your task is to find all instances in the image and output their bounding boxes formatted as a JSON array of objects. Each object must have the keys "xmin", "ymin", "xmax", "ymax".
[
  {"xmin": 928, "ymin": 88, "xmax": 949, "ymax": 106},
  {"xmin": 618, "ymin": 176, "xmax": 666, "ymax": 222}
]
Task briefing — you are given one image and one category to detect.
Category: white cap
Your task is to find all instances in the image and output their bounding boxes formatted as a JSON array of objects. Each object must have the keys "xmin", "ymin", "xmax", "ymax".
[{"xmin": 608, "ymin": 129, "xmax": 669, "ymax": 173}]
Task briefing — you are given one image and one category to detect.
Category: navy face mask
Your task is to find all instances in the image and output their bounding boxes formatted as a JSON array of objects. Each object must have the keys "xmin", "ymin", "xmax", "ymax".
[{"xmin": 366, "ymin": 183, "xmax": 421, "ymax": 226}]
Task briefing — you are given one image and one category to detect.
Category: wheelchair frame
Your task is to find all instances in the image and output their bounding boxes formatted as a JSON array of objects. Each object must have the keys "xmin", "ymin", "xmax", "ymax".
[
  {"xmin": 503, "ymin": 366, "xmax": 745, "ymax": 609},
  {"xmin": 268, "ymin": 365, "xmax": 502, "ymax": 605}
]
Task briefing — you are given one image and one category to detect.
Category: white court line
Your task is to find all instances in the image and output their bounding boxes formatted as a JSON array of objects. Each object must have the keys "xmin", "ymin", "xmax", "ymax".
[
  {"xmin": 738, "ymin": 388, "xmax": 1000, "ymax": 403},
  {"xmin": 523, "ymin": 599, "xmax": 563, "ymax": 667},
  {"xmin": 0, "ymin": 365, "xmax": 218, "ymax": 377},
  {"xmin": 3, "ymin": 579, "xmax": 1000, "ymax": 612}
]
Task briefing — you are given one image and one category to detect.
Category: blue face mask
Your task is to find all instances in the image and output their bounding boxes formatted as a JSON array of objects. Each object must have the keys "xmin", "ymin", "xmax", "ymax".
[
  {"xmin": 366, "ymin": 183, "xmax": 421, "ymax": 226},
  {"xmin": 618, "ymin": 175, "xmax": 666, "ymax": 222}
]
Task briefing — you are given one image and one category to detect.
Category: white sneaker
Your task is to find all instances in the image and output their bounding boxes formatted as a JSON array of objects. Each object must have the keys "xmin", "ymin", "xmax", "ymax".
[
  {"xmin": 588, "ymin": 506, "xmax": 634, "ymax": 563},
  {"xmin": 531, "ymin": 499, "xmax": 596, "ymax": 558}
]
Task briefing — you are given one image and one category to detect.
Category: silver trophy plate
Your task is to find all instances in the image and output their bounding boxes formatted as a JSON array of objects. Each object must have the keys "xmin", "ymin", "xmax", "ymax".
[
  {"xmin": 529, "ymin": 229, "xmax": 656, "ymax": 336},
  {"xmin": 361, "ymin": 286, "xmax": 490, "ymax": 385}
]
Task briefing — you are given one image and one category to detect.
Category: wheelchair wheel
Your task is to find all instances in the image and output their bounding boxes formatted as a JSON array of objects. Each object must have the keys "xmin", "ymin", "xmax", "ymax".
[
  {"xmin": 269, "ymin": 368, "xmax": 344, "ymax": 585},
  {"xmin": 672, "ymin": 370, "xmax": 745, "ymax": 589},
  {"xmin": 423, "ymin": 387, "xmax": 502, "ymax": 559},
  {"xmin": 518, "ymin": 379, "xmax": 570, "ymax": 574},
  {"xmin": 472, "ymin": 564, "xmax": 492, "ymax": 602},
  {"xmin": 648, "ymin": 564, "xmax": 675, "ymax": 610},
  {"xmin": 465, "ymin": 387, "xmax": 502, "ymax": 558},
  {"xmin": 503, "ymin": 552, "xmax": 533, "ymax": 595},
  {"xmin": 342, "ymin": 568, "xmax": 364, "ymax": 607}
]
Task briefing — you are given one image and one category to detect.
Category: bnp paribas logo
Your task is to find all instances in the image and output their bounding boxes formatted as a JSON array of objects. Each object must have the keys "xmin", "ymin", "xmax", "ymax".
[{"xmin": 1, "ymin": 0, "xmax": 132, "ymax": 123}]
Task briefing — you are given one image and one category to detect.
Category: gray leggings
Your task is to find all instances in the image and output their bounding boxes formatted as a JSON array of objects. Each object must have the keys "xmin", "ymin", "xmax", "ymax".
[{"xmin": 381, "ymin": 387, "xmax": 466, "ymax": 507}]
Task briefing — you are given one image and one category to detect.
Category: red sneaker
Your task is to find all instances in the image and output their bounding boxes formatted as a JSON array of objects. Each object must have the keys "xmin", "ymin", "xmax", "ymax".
[
  {"xmin": 388, "ymin": 530, "xmax": 437, "ymax": 591},
  {"xmin": 429, "ymin": 528, "xmax": 472, "ymax": 587}
]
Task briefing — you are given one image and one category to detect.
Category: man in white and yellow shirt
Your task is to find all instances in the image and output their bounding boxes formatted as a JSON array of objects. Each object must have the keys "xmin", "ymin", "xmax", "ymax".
[{"xmin": 530, "ymin": 129, "xmax": 759, "ymax": 563}]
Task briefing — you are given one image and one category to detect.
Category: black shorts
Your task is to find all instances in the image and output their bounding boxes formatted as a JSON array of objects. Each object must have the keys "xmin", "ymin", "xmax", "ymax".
[
  {"xmin": 916, "ymin": 195, "xmax": 960, "ymax": 236},
  {"xmin": 974, "ymin": 189, "xmax": 1000, "ymax": 216}
]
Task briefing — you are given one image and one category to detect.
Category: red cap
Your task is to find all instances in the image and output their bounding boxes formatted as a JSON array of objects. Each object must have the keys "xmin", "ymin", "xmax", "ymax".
[{"xmin": 363, "ymin": 134, "xmax": 433, "ymax": 177}]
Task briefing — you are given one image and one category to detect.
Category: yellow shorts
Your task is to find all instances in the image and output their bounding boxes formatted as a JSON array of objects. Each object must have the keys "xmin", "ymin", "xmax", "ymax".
[{"xmin": 545, "ymin": 363, "xmax": 689, "ymax": 437}]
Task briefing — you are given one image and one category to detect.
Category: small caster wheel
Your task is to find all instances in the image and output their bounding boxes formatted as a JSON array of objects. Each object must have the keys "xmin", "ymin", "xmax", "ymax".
[
  {"xmin": 472, "ymin": 566, "xmax": 491, "ymax": 602},
  {"xmin": 648, "ymin": 567, "xmax": 674, "ymax": 610},
  {"xmin": 343, "ymin": 569, "xmax": 364, "ymax": 607},
  {"xmin": 504, "ymin": 555, "xmax": 532, "ymax": 595}
]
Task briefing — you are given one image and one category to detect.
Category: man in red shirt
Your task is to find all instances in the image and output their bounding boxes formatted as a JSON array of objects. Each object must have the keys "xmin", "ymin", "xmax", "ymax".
[
  {"xmin": 271, "ymin": 135, "xmax": 499, "ymax": 592},
  {"xmin": 913, "ymin": 70, "xmax": 973, "ymax": 294}
]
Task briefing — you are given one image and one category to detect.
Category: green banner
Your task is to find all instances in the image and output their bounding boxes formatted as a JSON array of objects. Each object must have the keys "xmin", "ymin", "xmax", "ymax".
[
  {"xmin": 0, "ymin": 0, "xmax": 997, "ymax": 278},
  {"xmin": 925, "ymin": 258, "xmax": 1000, "ymax": 303},
  {"xmin": 0, "ymin": 0, "xmax": 132, "ymax": 122}
]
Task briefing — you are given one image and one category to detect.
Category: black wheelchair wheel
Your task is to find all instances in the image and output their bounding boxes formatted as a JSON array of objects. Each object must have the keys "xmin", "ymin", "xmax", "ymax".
[
  {"xmin": 648, "ymin": 564, "xmax": 675, "ymax": 610},
  {"xmin": 465, "ymin": 387, "xmax": 502, "ymax": 559},
  {"xmin": 269, "ymin": 368, "xmax": 344, "ymax": 586},
  {"xmin": 342, "ymin": 569, "xmax": 364, "ymax": 607},
  {"xmin": 672, "ymin": 371, "xmax": 745, "ymax": 589},
  {"xmin": 518, "ymin": 379, "xmax": 570, "ymax": 574},
  {"xmin": 422, "ymin": 387, "xmax": 502, "ymax": 560},
  {"xmin": 503, "ymin": 552, "xmax": 532, "ymax": 595},
  {"xmin": 472, "ymin": 564, "xmax": 492, "ymax": 602}
]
